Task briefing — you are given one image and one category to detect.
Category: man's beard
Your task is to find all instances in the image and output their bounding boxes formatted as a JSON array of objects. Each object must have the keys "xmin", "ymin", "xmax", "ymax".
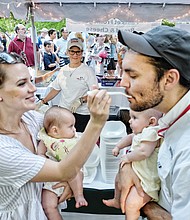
[{"xmin": 130, "ymin": 89, "xmax": 163, "ymax": 112}]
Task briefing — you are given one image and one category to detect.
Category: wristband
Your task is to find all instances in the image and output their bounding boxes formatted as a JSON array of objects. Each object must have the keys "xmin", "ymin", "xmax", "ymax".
[
  {"xmin": 79, "ymin": 96, "xmax": 87, "ymax": 104},
  {"xmin": 41, "ymin": 99, "xmax": 46, "ymax": 104}
]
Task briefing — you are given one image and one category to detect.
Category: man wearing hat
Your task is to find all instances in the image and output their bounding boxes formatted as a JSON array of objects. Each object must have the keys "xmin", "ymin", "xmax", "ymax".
[
  {"xmin": 39, "ymin": 28, "xmax": 49, "ymax": 43},
  {"xmin": 117, "ymin": 25, "xmax": 190, "ymax": 219}
]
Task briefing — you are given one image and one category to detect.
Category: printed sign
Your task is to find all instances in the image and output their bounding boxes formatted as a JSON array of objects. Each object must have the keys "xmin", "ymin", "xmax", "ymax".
[{"xmin": 66, "ymin": 18, "xmax": 161, "ymax": 34}]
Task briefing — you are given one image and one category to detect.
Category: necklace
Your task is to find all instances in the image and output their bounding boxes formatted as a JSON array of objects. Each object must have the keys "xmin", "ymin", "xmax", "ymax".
[{"xmin": 68, "ymin": 65, "xmax": 81, "ymax": 77}]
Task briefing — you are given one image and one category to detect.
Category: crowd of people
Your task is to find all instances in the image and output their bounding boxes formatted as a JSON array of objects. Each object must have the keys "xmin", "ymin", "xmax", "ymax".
[
  {"xmin": 0, "ymin": 23, "xmax": 190, "ymax": 220},
  {"xmin": 1, "ymin": 24, "xmax": 128, "ymax": 77}
]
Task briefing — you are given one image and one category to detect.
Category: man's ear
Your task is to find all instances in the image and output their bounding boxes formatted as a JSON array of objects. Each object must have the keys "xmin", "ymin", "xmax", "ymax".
[
  {"xmin": 149, "ymin": 117, "xmax": 157, "ymax": 126},
  {"xmin": 164, "ymin": 69, "xmax": 180, "ymax": 91}
]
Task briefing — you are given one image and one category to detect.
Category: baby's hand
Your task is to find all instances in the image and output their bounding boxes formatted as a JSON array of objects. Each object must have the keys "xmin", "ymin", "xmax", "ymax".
[{"xmin": 112, "ymin": 146, "xmax": 120, "ymax": 157}]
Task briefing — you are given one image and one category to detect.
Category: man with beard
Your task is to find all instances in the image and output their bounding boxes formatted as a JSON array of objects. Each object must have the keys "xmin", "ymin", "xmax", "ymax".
[{"xmin": 117, "ymin": 26, "xmax": 190, "ymax": 219}]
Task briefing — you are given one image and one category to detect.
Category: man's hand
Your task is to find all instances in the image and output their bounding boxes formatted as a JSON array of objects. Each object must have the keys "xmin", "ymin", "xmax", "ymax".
[
  {"xmin": 118, "ymin": 163, "xmax": 144, "ymax": 213},
  {"xmin": 142, "ymin": 202, "xmax": 172, "ymax": 220},
  {"xmin": 52, "ymin": 181, "xmax": 73, "ymax": 203},
  {"xmin": 120, "ymin": 154, "xmax": 130, "ymax": 168}
]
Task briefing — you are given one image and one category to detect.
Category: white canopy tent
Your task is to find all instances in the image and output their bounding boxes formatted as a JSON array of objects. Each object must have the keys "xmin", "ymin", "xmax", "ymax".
[{"xmin": 0, "ymin": 0, "xmax": 190, "ymax": 23}]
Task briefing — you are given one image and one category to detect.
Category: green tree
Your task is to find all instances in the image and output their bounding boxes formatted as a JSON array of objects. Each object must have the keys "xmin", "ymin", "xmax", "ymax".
[
  {"xmin": 0, "ymin": 12, "xmax": 66, "ymax": 35},
  {"xmin": 34, "ymin": 20, "xmax": 66, "ymax": 34},
  {"xmin": 0, "ymin": 13, "xmax": 25, "ymax": 34},
  {"xmin": 161, "ymin": 19, "xmax": 175, "ymax": 27}
]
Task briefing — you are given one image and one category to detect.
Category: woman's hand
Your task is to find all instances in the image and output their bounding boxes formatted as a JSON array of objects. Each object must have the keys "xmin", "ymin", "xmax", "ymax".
[
  {"xmin": 118, "ymin": 163, "xmax": 144, "ymax": 213},
  {"xmin": 142, "ymin": 202, "xmax": 172, "ymax": 220},
  {"xmin": 87, "ymin": 88, "xmax": 111, "ymax": 126},
  {"xmin": 52, "ymin": 181, "xmax": 73, "ymax": 203}
]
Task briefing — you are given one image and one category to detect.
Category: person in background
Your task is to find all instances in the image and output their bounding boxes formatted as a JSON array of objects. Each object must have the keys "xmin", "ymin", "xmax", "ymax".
[
  {"xmin": 38, "ymin": 28, "xmax": 49, "ymax": 69},
  {"xmin": 85, "ymin": 33, "xmax": 96, "ymax": 66},
  {"xmin": 117, "ymin": 25, "xmax": 190, "ymax": 219},
  {"xmin": 86, "ymin": 34, "xmax": 95, "ymax": 52},
  {"xmin": 103, "ymin": 108, "xmax": 162, "ymax": 220},
  {"xmin": 38, "ymin": 106, "xmax": 88, "ymax": 220},
  {"xmin": 0, "ymin": 51, "xmax": 110, "ymax": 220},
  {"xmin": 56, "ymin": 27, "xmax": 70, "ymax": 67},
  {"xmin": 117, "ymin": 46, "xmax": 128, "ymax": 77},
  {"xmin": 107, "ymin": 35, "xmax": 118, "ymax": 77},
  {"xmin": 48, "ymin": 28, "xmax": 59, "ymax": 54},
  {"xmin": 43, "ymin": 40, "xmax": 60, "ymax": 71},
  {"xmin": 89, "ymin": 34, "xmax": 109, "ymax": 76},
  {"xmin": 0, "ymin": 41, "xmax": 4, "ymax": 52},
  {"xmin": 75, "ymin": 32, "xmax": 85, "ymax": 63},
  {"xmin": 8, "ymin": 23, "xmax": 36, "ymax": 67},
  {"xmin": 1, "ymin": 34, "xmax": 7, "ymax": 52},
  {"xmin": 40, "ymin": 38, "xmax": 98, "ymax": 132},
  {"xmin": 37, "ymin": 28, "xmax": 49, "ymax": 49}
]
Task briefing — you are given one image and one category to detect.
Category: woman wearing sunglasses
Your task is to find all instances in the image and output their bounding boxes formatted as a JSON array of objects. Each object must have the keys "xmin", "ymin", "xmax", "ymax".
[
  {"xmin": 41, "ymin": 38, "xmax": 99, "ymax": 132},
  {"xmin": 0, "ymin": 51, "xmax": 110, "ymax": 220}
]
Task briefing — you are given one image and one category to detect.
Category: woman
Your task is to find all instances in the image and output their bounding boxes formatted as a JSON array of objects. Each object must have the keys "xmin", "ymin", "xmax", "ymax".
[
  {"xmin": 41, "ymin": 38, "xmax": 98, "ymax": 132},
  {"xmin": 0, "ymin": 52, "xmax": 111, "ymax": 220}
]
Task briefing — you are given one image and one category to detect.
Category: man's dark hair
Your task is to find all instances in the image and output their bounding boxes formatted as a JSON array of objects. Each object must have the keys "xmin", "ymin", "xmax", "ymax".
[
  {"xmin": 148, "ymin": 56, "xmax": 190, "ymax": 89},
  {"xmin": 48, "ymin": 29, "xmax": 56, "ymax": 36}
]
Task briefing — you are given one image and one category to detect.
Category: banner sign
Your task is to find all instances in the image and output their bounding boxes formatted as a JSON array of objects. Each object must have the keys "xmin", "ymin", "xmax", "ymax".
[{"xmin": 66, "ymin": 18, "xmax": 161, "ymax": 34}]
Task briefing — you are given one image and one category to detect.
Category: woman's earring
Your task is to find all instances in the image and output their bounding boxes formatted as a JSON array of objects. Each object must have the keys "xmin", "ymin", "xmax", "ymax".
[{"xmin": 0, "ymin": 97, "xmax": 3, "ymax": 101}]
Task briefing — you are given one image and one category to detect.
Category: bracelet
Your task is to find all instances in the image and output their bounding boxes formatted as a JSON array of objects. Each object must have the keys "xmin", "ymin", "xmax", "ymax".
[
  {"xmin": 79, "ymin": 96, "xmax": 87, "ymax": 104},
  {"xmin": 41, "ymin": 99, "xmax": 46, "ymax": 104},
  {"xmin": 79, "ymin": 97, "xmax": 87, "ymax": 104}
]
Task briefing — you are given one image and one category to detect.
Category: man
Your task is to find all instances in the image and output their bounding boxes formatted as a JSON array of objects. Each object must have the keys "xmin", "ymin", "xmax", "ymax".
[
  {"xmin": 56, "ymin": 27, "xmax": 70, "ymax": 66},
  {"xmin": 47, "ymin": 28, "xmax": 59, "ymax": 54},
  {"xmin": 37, "ymin": 27, "xmax": 49, "ymax": 49},
  {"xmin": 8, "ymin": 24, "xmax": 36, "ymax": 67},
  {"xmin": 117, "ymin": 25, "xmax": 190, "ymax": 219}
]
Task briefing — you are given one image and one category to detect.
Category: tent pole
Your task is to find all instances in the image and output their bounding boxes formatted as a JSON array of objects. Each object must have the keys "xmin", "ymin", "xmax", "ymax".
[{"xmin": 29, "ymin": 3, "xmax": 38, "ymax": 76}]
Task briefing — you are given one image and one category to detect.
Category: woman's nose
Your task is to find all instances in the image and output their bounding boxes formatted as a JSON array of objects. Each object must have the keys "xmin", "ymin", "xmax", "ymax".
[{"xmin": 29, "ymin": 81, "xmax": 37, "ymax": 93}]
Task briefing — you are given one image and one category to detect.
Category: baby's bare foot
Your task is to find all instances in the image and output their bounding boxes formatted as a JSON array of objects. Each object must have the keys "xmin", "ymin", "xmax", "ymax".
[
  {"xmin": 102, "ymin": 198, "xmax": 120, "ymax": 209},
  {"xmin": 75, "ymin": 195, "xmax": 88, "ymax": 208}
]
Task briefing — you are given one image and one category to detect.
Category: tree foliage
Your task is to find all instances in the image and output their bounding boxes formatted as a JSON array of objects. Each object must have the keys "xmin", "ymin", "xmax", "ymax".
[
  {"xmin": 161, "ymin": 19, "xmax": 175, "ymax": 27},
  {"xmin": 0, "ymin": 12, "xmax": 66, "ymax": 35},
  {"xmin": 34, "ymin": 20, "xmax": 66, "ymax": 34}
]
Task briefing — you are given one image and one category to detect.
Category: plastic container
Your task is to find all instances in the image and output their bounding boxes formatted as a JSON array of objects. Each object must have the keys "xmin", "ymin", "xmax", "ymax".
[{"xmin": 100, "ymin": 121, "xmax": 127, "ymax": 184}]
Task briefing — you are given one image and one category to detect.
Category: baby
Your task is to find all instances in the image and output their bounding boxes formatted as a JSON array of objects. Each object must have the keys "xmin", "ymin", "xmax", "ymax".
[
  {"xmin": 103, "ymin": 108, "xmax": 163, "ymax": 220},
  {"xmin": 38, "ymin": 106, "xmax": 87, "ymax": 220}
]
